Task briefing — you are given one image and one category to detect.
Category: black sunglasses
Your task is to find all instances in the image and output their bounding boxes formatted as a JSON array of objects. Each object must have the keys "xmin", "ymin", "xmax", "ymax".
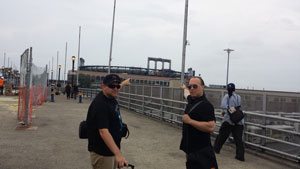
[
  {"xmin": 188, "ymin": 84, "xmax": 198, "ymax": 90},
  {"xmin": 108, "ymin": 84, "xmax": 121, "ymax": 89}
]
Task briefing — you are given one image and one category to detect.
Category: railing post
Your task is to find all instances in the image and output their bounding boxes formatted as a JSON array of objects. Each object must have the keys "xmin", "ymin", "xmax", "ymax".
[
  {"xmin": 171, "ymin": 87, "xmax": 174, "ymax": 121},
  {"xmin": 142, "ymin": 85, "xmax": 145, "ymax": 114},
  {"xmin": 128, "ymin": 85, "xmax": 131, "ymax": 110},
  {"xmin": 261, "ymin": 92, "xmax": 267, "ymax": 147},
  {"xmin": 160, "ymin": 86, "xmax": 164, "ymax": 121}
]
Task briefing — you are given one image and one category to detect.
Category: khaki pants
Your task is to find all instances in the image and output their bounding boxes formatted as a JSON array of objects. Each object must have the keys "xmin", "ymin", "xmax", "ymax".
[{"xmin": 90, "ymin": 152, "xmax": 116, "ymax": 169}]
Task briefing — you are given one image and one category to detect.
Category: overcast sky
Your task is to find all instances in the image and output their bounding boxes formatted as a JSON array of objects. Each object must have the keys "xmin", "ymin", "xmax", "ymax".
[{"xmin": 1, "ymin": 0, "xmax": 300, "ymax": 92}]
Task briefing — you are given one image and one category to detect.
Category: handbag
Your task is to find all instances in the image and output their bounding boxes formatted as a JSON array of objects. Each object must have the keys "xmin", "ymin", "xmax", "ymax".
[
  {"xmin": 121, "ymin": 122, "xmax": 130, "ymax": 139},
  {"xmin": 229, "ymin": 107, "xmax": 244, "ymax": 124},
  {"xmin": 79, "ymin": 120, "xmax": 130, "ymax": 139},
  {"xmin": 79, "ymin": 120, "xmax": 88, "ymax": 139},
  {"xmin": 227, "ymin": 95, "xmax": 244, "ymax": 124}
]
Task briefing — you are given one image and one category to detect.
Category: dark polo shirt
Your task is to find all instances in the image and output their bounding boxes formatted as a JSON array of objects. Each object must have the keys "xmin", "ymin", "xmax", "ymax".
[
  {"xmin": 180, "ymin": 94, "xmax": 216, "ymax": 153},
  {"xmin": 86, "ymin": 91, "xmax": 122, "ymax": 156}
]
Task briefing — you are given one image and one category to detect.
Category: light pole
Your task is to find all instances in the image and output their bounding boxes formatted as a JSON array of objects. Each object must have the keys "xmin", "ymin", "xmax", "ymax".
[
  {"xmin": 64, "ymin": 42, "xmax": 68, "ymax": 89},
  {"xmin": 180, "ymin": 0, "xmax": 189, "ymax": 85},
  {"xmin": 108, "ymin": 0, "xmax": 117, "ymax": 74},
  {"xmin": 8, "ymin": 69, "xmax": 11, "ymax": 83},
  {"xmin": 1, "ymin": 66, "xmax": 4, "ymax": 78},
  {"xmin": 51, "ymin": 70, "xmax": 54, "ymax": 84},
  {"xmin": 58, "ymin": 65, "xmax": 61, "ymax": 86},
  {"xmin": 71, "ymin": 56, "xmax": 75, "ymax": 98},
  {"xmin": 224, "ymin": 48, "xmax": 234, "ymax": 86},
  {"xmin": 77, "ymin": 26, "xmax": 81, "ymax": 85}
]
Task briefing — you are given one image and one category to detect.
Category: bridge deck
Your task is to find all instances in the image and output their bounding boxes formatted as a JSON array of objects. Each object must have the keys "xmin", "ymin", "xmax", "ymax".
[{"xmin": 0, "ymin": 95, "xmax": 297, "ymax": 169}]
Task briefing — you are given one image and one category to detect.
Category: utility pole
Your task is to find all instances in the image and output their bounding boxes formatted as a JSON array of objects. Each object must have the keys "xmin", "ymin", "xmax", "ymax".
[
  {"xmin": 180, "ymin": 0, "xmax": 189, "ymax": 85},
  {"xmin": 64, "ymin": 42, "xmax": 68, "ymax": 88},
  {"xmin": 51, "ymin": 56, "xmax": 54, "ymax": 84},
  {"xmin": 224, "ymin": 48, "xmax": 234, "ymax": 86},
  {"xmin": 3, "ymin": 52, "xmax": 6, "ymax": 67},
  {"xmin": 108, "ymin": 0, "xmax": 117, "ymax": 74},
  {"xmin": 77, "ymin": 26, "xmax": 81, "ymax": 85},
  {"xmin": 56, "ymin": 51, "xmax": 59, "ymax": 87}
]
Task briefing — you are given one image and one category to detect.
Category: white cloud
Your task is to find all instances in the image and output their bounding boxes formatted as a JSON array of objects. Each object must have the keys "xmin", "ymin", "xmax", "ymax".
[{"xmin": 0, "ymin": 0, "xmax": 299, "ymax": 92}]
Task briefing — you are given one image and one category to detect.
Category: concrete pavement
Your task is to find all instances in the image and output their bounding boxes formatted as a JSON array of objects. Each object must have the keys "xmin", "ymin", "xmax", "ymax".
[{"xmin": 0, "ymin": 95, "xmax": 298, "ymax": 169}]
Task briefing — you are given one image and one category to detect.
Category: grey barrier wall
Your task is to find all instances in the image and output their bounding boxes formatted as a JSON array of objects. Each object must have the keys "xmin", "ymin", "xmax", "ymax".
[
  {"xmin": 120, "ymin": 86, "xmax": 300, "ymax": 113},
  {"xmin": 79, "ymin": 86, "xmax": 300, "ymax": 162}
]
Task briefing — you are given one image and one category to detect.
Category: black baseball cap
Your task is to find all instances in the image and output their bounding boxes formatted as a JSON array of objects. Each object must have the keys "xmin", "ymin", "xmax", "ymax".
[
  {"xmin": 103, "ymin": 74, "xmax": 121, "ymax": 85},
  {"xmin": 227, "ymin": 83, "xmax": 235, "ymax": 91}
]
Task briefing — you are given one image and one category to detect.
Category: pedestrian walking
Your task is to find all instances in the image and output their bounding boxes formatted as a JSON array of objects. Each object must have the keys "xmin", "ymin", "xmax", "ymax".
[
  {"xmin": 214, "ymin": 83, "xmax": 245, "ymax": 161},
  {"xmin": 65, "ymin": 83, "xmax": 71, "ymax": 99},
  {"xmin": 73, "ymin": 84, "xmax": 78, "ymax": 100}
]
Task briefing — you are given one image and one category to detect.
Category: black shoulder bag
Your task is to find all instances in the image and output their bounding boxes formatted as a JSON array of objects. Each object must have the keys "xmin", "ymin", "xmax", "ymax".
[
  {"xmin": 227, "ymin": 95, "xmax": 244, "ymax": 124},
  {"xmin": 79, "ymin": 121, "xmax": 129, "ymax": 139},
  {"xmin": 79, "ymin": 120, "xmax": 88, "ymax": 139}
]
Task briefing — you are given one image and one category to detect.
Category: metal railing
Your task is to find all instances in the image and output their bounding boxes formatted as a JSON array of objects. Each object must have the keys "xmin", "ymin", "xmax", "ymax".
[{"xmin": 79, "ymin": 87, "xmax": 300, "ymax": 163}]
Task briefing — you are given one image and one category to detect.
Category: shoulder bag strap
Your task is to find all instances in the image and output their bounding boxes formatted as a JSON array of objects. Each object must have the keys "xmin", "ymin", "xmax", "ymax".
[
  {"xmin": 186, "ymin": 99, "xmax": 204, "ymax": 153},
  {"xmin": 188, "ymin": 100, "xmax": 204, "ymax": 114}
]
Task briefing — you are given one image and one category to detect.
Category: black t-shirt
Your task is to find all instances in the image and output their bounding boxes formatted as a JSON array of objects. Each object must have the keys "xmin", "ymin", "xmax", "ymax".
[
  {"xmin": 180, "ymin": 94, "xmax": 216, "ymax": 153},
  {"xmin": 86, "ymin": 91, "xmax": 122, "ymax": 156}
]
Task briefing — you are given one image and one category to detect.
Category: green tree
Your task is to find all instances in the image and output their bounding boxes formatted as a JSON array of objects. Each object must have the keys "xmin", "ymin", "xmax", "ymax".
[{"xmin": 78, "ymin": 74, "xmax": 91, "ymax": 88}]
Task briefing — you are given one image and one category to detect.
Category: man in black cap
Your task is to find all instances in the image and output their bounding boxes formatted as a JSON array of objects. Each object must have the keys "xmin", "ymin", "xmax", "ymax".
[
  {"xmin": 86, "ymin": 74, "xmax": 130, "ymax": 169},
  {"xmin": 214, "ymin": 83, "xmax": 245, "ymax": 161}
]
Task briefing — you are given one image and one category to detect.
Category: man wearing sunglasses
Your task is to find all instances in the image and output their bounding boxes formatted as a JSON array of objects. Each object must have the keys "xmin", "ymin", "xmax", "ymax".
[
  {"xmin": 86, "ymin": 74, "xmax": 130, "ymax": 169},
  {"xmin": 180, "ymin": 77, "xmax": 218, "ymax": 169}
]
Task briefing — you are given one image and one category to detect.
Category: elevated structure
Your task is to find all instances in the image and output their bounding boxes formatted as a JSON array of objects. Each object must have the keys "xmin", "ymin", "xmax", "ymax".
[{"xmin": 147, "ymin": 57, "xmax": 171, "ymax": 71}]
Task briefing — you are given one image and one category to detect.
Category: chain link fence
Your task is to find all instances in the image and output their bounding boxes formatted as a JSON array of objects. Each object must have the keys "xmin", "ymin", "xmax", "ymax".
[{"xmin": 18, "ymin": 47, "xmax": 48, "ymax": 126}]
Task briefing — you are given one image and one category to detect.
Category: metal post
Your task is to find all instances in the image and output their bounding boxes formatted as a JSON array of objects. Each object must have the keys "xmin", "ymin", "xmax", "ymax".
[
  {"xmin": 142, "ymin": 85, "xmax": 145, "ymax": 114},
  {"xmin": 64, "ymin": 42, "xmax": 68, "ymax": 88},
  {"xmin": 180, "ymin": 0, "xmax": 189, "ymax": 85},
  {"xmin": 224, "ymin": 48, "xmax": 234, "ymax": 86},
  {"xmin": 51, "ymin": 56, "xmax": 54, "ymax": 84},
  {"xmin": 128, "ymin": 85, "xmax": 131, "ymax": 110},
  {"xmin": 25, "ymin": 48, "xmax": 32, "ymax": 126},
  {"xmin": 58, "ymin": 66, "xmax": 61, "ymax": 84},
  {"xmin": 160, "ymin": 86, "xmax": 164, "ymax": 120},
  {"xmin": 77, "ymin": 26, "xmax": 81, "ymax": 85},
  {"xmin": 71, "ymin": 56, "xmax": 75, "ymax": 98},
  {"xmin": 262, "ymin": 92, "xmax": 267, "ymax": 146},
  {"xmin": 3, "ymin": 52, "xmax": 6, "ymax": 67},
  {"xmin": 56, "ymin": 51, "xmax": 59, "ymax": 87},
  {"xmin": 48, "ymin": 60, "xmax": 50, "ymax": 85},
  {"xmin": 108, "ymin": 0, "xmax": 116, "ymax": 74}
]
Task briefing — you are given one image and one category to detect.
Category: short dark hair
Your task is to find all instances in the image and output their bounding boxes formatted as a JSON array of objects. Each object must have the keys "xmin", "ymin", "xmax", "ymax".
[{"xmin": 190, "ymin": 76, "xmax": 205, "ymax": 86}]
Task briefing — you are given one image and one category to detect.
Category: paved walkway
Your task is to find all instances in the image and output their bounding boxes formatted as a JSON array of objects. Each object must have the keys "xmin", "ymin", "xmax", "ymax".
[{"xmin": 0, "ymin": 95, "xmax": 298, "ymax": 169}]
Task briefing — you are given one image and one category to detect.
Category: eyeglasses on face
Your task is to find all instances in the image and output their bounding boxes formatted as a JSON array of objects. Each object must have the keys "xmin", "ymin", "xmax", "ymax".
[
  {"xmin": 108, "ymin": 84, "xmax": 121, "ymax": 89},
  {"xmin": 188, "ymin": 84, "xmax": 198, "ymax": 90}
]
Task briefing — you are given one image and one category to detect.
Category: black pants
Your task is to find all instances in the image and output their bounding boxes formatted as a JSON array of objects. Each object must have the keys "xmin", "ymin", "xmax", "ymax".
[
  {"xmin": 186, "ymin": 146, "xmax": 218, "ymax": 169},
  {"xmin": 66, "ymin": 92, "xmax": 70, "ymax": 99},
  {"xmin": 214, "ymin": 121, "xmax": 244, "ymax": 160},
  {"xmin": 73, "ymin": 92, "xmax": 77, "ymax": 100}
]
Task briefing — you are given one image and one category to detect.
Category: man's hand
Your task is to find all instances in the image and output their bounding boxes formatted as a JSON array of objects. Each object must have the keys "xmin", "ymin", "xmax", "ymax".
[
  {"xmin": 182, "ymin": 114, "xmax": 192, "ymax": 124},
  {"xmin": 181, "ymin": 85, "xmax": 190, "ymax": 99},
  {"xmin": 120, "ymin": 78, "xmax": 130, "ymax": 88},
  {"xmin": 115, "ymin": 154, "xmax": 128, "ymax": 168}
]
